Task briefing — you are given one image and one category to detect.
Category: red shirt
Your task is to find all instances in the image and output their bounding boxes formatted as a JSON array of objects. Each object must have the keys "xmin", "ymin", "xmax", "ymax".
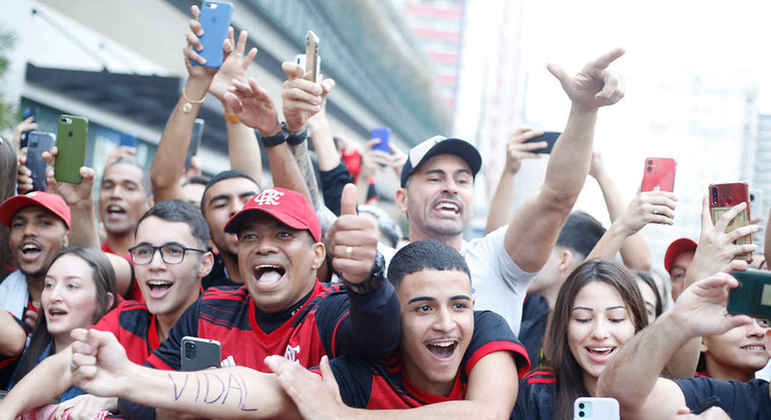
[{"xmin": 92, "ymin": 299, "xmax": 160, "ymax": 364}]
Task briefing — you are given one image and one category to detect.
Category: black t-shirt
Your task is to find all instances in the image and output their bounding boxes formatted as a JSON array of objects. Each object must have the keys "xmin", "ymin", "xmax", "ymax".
[
  {"xmin": 675, "ymin": 377, "xmax": 770, "ymax": 419},
  {"xmin": 201, "ymin": 251, "xmax": 240, "ymax": 289},
  {"xmin": 519, "ymin": 294, "xmax": 549, "ymax": 369},
  {"xmin": 511, "ymin": 369, "xmax": 557, "ymax": 420}
]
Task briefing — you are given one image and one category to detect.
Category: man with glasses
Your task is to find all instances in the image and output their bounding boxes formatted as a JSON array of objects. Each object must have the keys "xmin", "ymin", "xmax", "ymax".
[{"xmin": 0, "ymin": 199, "xmax": 213, "ymax": 416}]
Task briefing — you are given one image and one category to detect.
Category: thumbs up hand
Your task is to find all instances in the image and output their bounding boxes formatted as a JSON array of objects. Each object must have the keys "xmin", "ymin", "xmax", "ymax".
[{"xmin": 326, "ymin": 184, "xmax": 379, "ymax": 285}]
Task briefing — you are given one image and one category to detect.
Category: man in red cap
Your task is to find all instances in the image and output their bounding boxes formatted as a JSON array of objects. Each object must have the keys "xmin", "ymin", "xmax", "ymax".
[
  {"xmin": 664, "ymin": 237, "xmax": 697, "ymax": 300},
  {"xmin": 114, "ymin": 186, "xmax": 402, "ymax": 417}
]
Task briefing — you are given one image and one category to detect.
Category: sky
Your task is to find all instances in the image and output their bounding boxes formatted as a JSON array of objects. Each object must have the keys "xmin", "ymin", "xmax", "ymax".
[{"xmin": 454, "ymin": 0, "xmax": 771, "ymax": 260}]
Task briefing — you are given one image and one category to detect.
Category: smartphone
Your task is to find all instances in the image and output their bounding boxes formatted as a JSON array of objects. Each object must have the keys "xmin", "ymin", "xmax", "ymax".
[
  {"xmin": 193, "ymin": 1, "xmax": 233, "ymax": 69},
  {"xmin": 181, "ymin": 336, "xmax": 221, "ymax": 371},
  {"xmin": 305, "ymin": 30, "xmax": 320, "ymax": 82},
  {"xmin": 523, "ymin": 131, "xmax": 560, "ymax": 154},
  {"xmin": 574, "ymin": 397, "xmax": 620, "ymax": 420},
  {"xmin": 26, "ymin": 131, "xmax": 56, "ymax": 192},
  {"xmin": 728, "ymin": 269, "xmax": 771, "ymax": 321},
  {"xmin": 20, "ymin": 106, "xmax": 38, "ymax": 149},
  {"xmin": 370, "ymin": 127, "xmax": 391, "ymax": 154},
  {"xmin": 186, "ymin": 118, "xmax": 205, "ymax": 168},
  {"xmin": 119, "ymin": 133, "xmax": 137, "ymax": 148},
  {"xmin": 55, "ymin": 115, "xmax": 88, "ymax": 184},
  {"xmin": 709, "ymin": 182, "xmax": 752, "ymax": 261},
  {"xmin": 641, "ymin": 157, "xmax": 676, "ymax": 192}
]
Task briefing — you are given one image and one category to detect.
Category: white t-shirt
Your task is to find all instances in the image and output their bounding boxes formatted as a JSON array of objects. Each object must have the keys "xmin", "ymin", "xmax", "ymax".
[{"xmin": 460, "ymin": 226, "xmax": 536, "ymax": 335}]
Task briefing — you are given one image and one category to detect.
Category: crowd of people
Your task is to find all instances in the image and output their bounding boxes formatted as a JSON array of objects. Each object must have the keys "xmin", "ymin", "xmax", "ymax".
[{"xmin": 0, "ymin": 4, "xmax": 769, "ymax": 420}]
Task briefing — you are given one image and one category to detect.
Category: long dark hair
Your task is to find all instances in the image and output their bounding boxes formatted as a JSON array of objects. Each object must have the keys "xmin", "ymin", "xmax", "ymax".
[
  {"xmin": 14, "ymin": 246, "xmax": 117, "ymax": 382},
  {"xmin": 636, "ymin": 271, "xmax": 663, "ymax": 318},
  {"xmin": 544, "ymin": 259, "xmax": 648, "ymax": 420},
  {"xmin": 0, "ymin": 136, "xmax": 17, "ymax": 278}
]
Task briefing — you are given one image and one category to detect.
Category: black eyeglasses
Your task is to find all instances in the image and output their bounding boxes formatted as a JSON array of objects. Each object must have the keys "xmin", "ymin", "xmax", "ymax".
[{"xmin": 128, "ymin": 242, "xmax": 207, "ymax": 265}]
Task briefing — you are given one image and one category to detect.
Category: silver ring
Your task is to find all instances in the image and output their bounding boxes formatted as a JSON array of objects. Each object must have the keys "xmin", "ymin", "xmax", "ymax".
[
  {"xmin": 345, "ymin": 246, "xmax": 353, "ymax": 258},
  {"xmin": 70, "ymin": 358, "xmax": 77, "ymax": 371}
]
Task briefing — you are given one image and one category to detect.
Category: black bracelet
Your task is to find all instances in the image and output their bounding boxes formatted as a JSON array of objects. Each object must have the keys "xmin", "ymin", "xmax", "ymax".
[
  {"xmin": 342, "ymin": 252, "xmax": 386, "ymax": 295},
  {"xmin": 287, "ymin": 124, "xmax": 308, "ymax": 146},
  {"xmin": 259, "ymin": 124, "xmax": 289, "ymax": 147}
]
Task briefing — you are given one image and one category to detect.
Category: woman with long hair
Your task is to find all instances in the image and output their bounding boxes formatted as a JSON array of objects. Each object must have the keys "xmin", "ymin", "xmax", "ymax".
[
  {"xmin": 8, "ymin": 246, "xmax": 117, "ymax": 401},
  {"xmin": 513, "ymin": 259, "xmax": 648, "ymax": 420}
]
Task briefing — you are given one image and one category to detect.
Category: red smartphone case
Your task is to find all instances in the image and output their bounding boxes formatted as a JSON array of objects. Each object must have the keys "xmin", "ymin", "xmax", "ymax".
[
  {"xmin": 709, "ymin": 182, "xmax": 752, "ymax": 260},
  {"xmin": 641, "ymin": 158, "xmax": 676, "ymax": 192}
]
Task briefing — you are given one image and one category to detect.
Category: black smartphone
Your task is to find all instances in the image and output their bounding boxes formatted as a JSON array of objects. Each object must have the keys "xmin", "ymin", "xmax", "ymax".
[
  {"xmin": 27, "ymin": 131, "xmax": 56, "ymax": 192},
  {"xmin": 20, "ymin": 107, "xmax": 38, "ymax": 149},
  {"xmin": 728, "ymin": 269, "xmax": 771, "ymax": 321},
  {"xmin": 181, "ymin": 336, "xmax": 221, "ymax": 371},
  {"xmin": 524, "ymin": 131, "xmax": 560, "ymax": 154},
  {"xmin": 186, "ymin": 118, "xmax": 205, "ymax": 168}
]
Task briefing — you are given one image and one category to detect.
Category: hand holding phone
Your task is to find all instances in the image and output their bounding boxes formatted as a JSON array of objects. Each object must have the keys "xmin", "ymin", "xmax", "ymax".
[
  {"xmin": 192, "ymin": 1, "xmax": 233, "ymax": 69},
  {"xmin": 55, "ymin": 115, "xmax": 88, "ymax": 184},
  {"xmin": 728, "ymin": 269, "xmax": 771, "ymax": 322},
  {"xmin": 523, "ymin": 131, "xmax": 560, "ymax": 154},
  {"xmin": 181, "ymin": 337, "xmax": 221, "ymax": 371},
  {"xmin": 186, "ymin": 118, "xmax": 205, "ymax": 168},
  {"xmin": 370, "ymin": 127, "xmax": 391, "ymax": 156},
  {"xmin": 641, "ymin": 158, "xmax": 676, "ymax": 192},
  {"xmin": 709, "ymin": 183, "xmax": 752, "ymax": 261}
]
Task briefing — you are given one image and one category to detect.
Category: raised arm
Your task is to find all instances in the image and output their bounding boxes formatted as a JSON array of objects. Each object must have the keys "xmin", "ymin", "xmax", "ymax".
[
  {"xmin": 587, "ymin": 190, "xmax": 676, "ymax": 263},
  {"xmin": 506, "ymin": 49, "xmax": 625, "ymax": 272},
  {"xmin": 207, "ymin": 29, "xmax": 262, "ymax": 185},
  {"xmin": 598, "ymin": 273, "xmax": 755, "ymax": 420},
  {"xmin": 589, "ymin": 152, "xmax": 653, "ymax": 269},
  {"xmin": 151, "ymin": 5, "xmax": 226, "ymax": 202},
  {"xmin": 69, "ymin": 328, "xmax": 300, "ymax": 420},
  {"xmin": 484, "ymin": 128, "xmax": 545, "ymax": 234}
]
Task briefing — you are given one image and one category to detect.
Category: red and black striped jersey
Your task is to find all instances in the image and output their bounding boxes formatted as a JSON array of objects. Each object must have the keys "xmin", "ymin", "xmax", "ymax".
[
  {"xmin": 325, "ymin": 311, "xmax": 530, "ymax": 409},
  {"xmin": 146, "ymin": 281, "xmax": 355, "ymax": 371},
  {"xmin": 91, "ymin": 299, "xmax": 160, "ymax": 364},
  {"xmin": 512, "ymin": 368, "xmax": 558, "ymax": 419}
]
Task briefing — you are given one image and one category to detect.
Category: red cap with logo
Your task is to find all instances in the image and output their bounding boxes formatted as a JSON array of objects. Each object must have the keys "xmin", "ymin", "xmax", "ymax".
[
  {"xmin": 664, "ymin": 237, "xmax": 697, "ymax": 273},
  {"xmin": 0, "ymin": 192, "xmax": 71, "ymax": 229},
  {"xmin": 224, "ymin": 187, "xmax": 321, "ymax": 242}
]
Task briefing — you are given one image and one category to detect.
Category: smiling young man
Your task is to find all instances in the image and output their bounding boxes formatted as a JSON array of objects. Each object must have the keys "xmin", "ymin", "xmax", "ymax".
[
  {"xmin": 98, "ymin": 159, "xmax": 152, "ymax": 258},
  {"xmin": 66, "ymin": 240, "xmax": 530, "ymax": 419}
]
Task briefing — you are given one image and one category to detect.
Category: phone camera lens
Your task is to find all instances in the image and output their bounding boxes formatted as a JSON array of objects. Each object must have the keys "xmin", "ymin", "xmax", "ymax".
[
  {"xmin": 184, "ymin": 342, "xmax": 196, "ymax": 359},
  {"xmin": 578, "ymin": 403, "xmax": 585, "ymax": 409},
  {"xmin": 646, "ymin": 166, "xmax": 652, "ymax": 172},
  {"xmin": 68, "ymin": 131, "xmax": 73, "ymax": 137},
  {"xmin": 647, "ymin": 160, "xmax": 653, "ymax": 165},
  {"xmin": 579, "ymin": 411, "xmax": 585, "ymax": 418}
]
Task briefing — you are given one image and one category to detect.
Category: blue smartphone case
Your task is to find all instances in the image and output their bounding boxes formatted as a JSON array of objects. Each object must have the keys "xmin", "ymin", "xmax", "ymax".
[
  {"xmin": 193, "ymin": 1, "xmax": 233, "ymax": 69},
  {"xmin": 371, "ymin": 127, "xmax": 391, "ymax": 153},
  {"xmin": 27, "ymin": 131, "xmax": 55, "ymax": 192}
]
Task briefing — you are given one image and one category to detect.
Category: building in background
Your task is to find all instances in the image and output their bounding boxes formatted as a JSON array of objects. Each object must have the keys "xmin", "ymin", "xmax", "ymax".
[
  {"xmin": 401, "ymin": 0, "xmax": 466, "ymax": 117},
  {"xmin": 2, "ymin": 0, "xmax": 448, "ymax": 198}
]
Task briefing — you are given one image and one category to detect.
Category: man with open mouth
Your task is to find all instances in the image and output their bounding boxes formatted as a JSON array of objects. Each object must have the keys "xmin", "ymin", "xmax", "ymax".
[{"xmin": 65, "ymin": 240, "xmax": 530, "ymax": 418}]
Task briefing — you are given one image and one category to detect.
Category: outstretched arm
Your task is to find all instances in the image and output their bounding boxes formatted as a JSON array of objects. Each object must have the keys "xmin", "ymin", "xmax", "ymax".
[
  {"xmin": 0, "ymin": 347, "xmax": 73, "ymax": 418},
  {"xmin": 597, "ymin": 273, "xmax": 755, "ymax": 420},
  {"xmin": 0, "ymin": 310, "xmax": 25, "ymax": 358},
  {"xmin": 152, "ymin": 5, "xmax": 229, "ymax": 202},
  {"xmin": 506, "ymin": 49, "xmax": 625, "ymax": 272},
  {"xmin": 69, "ymin": 328, "xmax": 299, "ymax": 420},
  {"xmin": 589, "ymin": 152, "xmax": 653, "ymax": 269},
  {"xmin": 485, "ymin": 128, "xmax": 545, "ymax": 234}
]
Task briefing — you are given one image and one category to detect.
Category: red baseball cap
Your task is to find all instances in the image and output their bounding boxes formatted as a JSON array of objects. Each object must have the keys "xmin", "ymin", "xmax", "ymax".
[
  {"xmin": 224, "ymin": 187, "xmax": 321, "ymax": 242},
  {"xmin": 664, "ymin": 238, "xmax": 697, "ymax": 273},
  {"xmin": 0, "ymin": 192, "xmax": 71, "ymax": 229}
]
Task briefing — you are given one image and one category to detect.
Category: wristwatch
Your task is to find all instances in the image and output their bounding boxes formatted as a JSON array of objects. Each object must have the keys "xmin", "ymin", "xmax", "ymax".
[
  {"xmin": 342, "ymin": 252, "xmax": 386, "ymax": 295},
  {"xmin": 259, "ymin": 123, "xmax": 289, "ymax": 147},
  {"xmin": 287, "ymin": 125, "xmax": 308, "ymax": 146}
]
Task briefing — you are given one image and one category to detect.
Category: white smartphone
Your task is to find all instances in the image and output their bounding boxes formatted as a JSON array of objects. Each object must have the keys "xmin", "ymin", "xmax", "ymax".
[
  {"xmin": 181, "ymin": 336, "xmax": 221, "ymax": 371},
  {"xmin": 574, "ymin": 397, "xmax": 620, "ymax": 420},
  {"xmin": 304, "ymin": 31, "xmax": 320, "ymax": 82}
]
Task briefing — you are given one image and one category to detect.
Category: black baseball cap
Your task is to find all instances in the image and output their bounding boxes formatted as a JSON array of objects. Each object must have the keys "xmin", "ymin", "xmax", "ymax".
[{"xmin": 400, "ymin": 135, "xmax": 482, "ymax": 187}]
